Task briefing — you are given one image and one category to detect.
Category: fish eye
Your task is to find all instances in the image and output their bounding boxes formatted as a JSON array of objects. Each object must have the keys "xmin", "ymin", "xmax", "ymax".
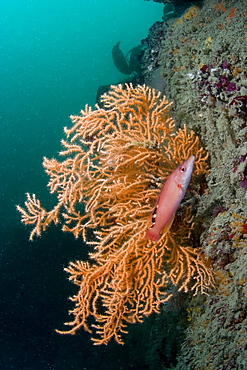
[{"xmin": 180, "ymin": 166, "xmax": 186, "ymax": 173}]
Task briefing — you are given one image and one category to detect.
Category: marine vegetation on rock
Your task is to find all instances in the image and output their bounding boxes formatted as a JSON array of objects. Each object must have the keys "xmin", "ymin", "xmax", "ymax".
[{"xmin": 17, "ymin": 84, "xmax": 213, "ymax": 345}]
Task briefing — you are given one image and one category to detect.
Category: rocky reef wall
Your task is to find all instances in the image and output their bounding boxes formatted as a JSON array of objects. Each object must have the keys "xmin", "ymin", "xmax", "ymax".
[{"xmin": 142, "ymin": 1, "xmax": 247, "ymax": 368}]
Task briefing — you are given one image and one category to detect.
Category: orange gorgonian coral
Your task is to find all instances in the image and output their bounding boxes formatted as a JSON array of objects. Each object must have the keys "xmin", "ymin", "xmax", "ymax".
[{"xmin": 17, "ymin": 84, "xmax": 214, "ymax": 345}]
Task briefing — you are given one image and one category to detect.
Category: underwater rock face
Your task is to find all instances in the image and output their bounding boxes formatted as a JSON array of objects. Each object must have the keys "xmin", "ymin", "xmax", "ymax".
[
  {"xmin": 150, "ymin": 66, "xmax": 167, "ymax": 93},
  {"xmin": 141, "ymin": 21, "xmax": 168, "ymax": 88},
  {"xmin": 142, "ymin": 0, "xmax": 247, "ymax": 368}
]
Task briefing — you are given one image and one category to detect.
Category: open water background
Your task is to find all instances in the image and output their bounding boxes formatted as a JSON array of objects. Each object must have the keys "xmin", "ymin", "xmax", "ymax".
[{"xmin": 0, "ymin": 1, "xmax": 163, "ymax": 369}]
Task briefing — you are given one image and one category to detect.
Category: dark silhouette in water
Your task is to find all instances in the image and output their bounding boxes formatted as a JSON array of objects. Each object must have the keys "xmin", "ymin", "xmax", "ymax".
[
  {"xmin": 97, "ymin": 42, "xmax": 144, "ymax": 105},
  {"xmin": 127, "ymin": 44, "xmax": 143, "ymax": 77},
  {"xmin": 112, "ymin": 41, "xmax": 144, "ymax": 76},
  {"xmin": 112, "ymin": 41, "xmax": 132, "ymax": 75}
]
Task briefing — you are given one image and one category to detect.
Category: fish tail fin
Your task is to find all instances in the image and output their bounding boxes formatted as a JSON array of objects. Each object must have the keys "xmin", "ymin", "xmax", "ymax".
[
  {"xmin": 145, "ymin": 228, "xmax": 160, "ymax": 242},
  {"xmin": 145, "ymin": 215, "xmax": 175, "ymax": 242}
]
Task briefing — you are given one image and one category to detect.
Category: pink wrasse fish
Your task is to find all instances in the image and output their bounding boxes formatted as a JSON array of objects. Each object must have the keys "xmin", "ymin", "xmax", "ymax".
[{"xmin": 145, "ymin": 155, "xmax": 195, "ymax": 242}]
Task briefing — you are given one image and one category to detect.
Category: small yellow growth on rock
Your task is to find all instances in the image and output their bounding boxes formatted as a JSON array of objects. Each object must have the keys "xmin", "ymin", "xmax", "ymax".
[
  {"xmin": 205, "ymin": 37, "xmax": 213, "ymax": 47},
  {"xmin": 184, "ymin": 5, "xmax": 199, "ymax": 20},
  {"xmin": 173, "ymin": 5, "xmax": 200, "ymax": 26}
]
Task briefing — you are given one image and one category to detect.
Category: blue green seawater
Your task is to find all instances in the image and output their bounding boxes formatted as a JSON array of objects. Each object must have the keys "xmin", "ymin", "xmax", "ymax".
[{"xmin": 0, "ymin": 1, "xmax": 163, "ymax": 369}]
